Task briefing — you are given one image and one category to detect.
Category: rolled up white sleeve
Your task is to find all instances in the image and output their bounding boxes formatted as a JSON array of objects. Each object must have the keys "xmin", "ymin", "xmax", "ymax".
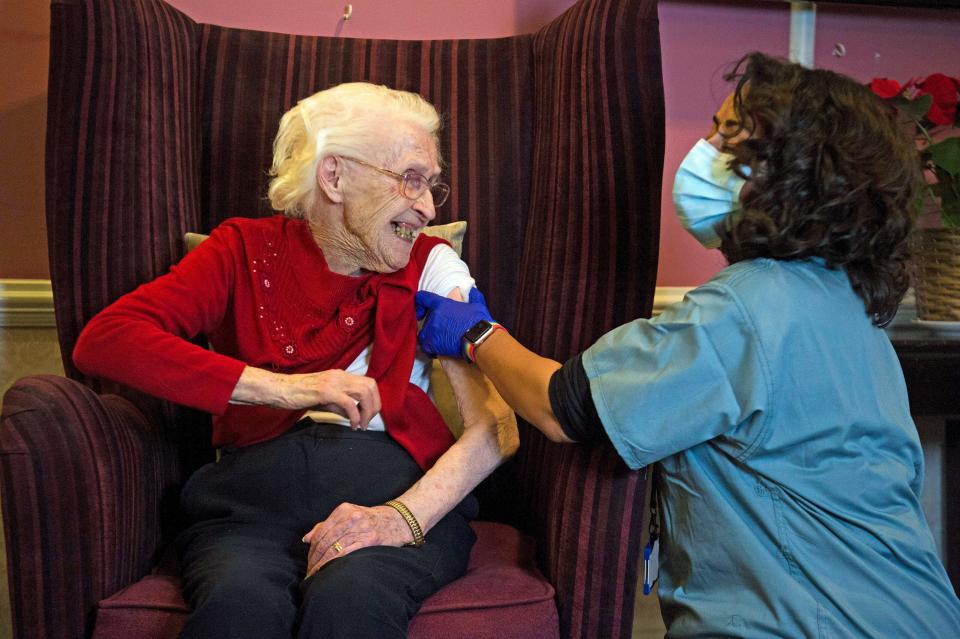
[{"xmin": 418, "ymin": 243, "xmax": 475, "ymax": 298}]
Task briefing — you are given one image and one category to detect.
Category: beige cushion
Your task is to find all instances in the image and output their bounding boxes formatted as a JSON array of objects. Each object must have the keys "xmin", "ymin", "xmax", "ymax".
[
  {"xmin": 421, "ymin": 220, "xmax": 467, "ymax": 257},
  {"xmin": 183, "ymin": 232, "xmax": 209, "ymax": 253},
  {"xmin": 184, "ymin": 221, "xmax": 468, "ymax": 436}
]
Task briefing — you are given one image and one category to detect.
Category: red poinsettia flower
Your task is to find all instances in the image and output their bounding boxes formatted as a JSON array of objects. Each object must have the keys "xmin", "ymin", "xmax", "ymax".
[
  {"xmin": 869, "ymin": 78, "xmax": 902, "ymax": 99},
  {"xmin": 869, "ymin": 74, "xmax": 960, "ymax": 228},
  {"xmin": 955, "ymin": 76, "xmax": 960, "ymax": 125},
  {"xmin": 914, "ymin": 73, "xmax": 958, "ymax": 126}
]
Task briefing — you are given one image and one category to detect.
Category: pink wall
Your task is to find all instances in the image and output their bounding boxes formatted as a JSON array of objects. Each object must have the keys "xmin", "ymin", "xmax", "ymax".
[
  {"xmin": 658, "ymin": 1, "xmax": 789, "ymax": 284},
  {"xmin": 3, "ymin": 0, "xmax": 960, "ymax": 285},
  {"xmin": 165, "ymin": 0, "xmax": 568, "ymax": 39}
]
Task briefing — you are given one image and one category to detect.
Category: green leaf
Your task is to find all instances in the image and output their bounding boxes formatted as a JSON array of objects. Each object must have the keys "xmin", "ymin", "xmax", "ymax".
[
  {"xmin": 928, "ymin": 137, "xmax": 960, "ymax": 176},
  {"xmin": 941, "ymin": 200, "xmax": 960, "ymax": 228},
  {"xmin": 890, "ymin": 94, "xmax": 933, "ymax": 123},
  {"xmin": 934, "ymin": 175, "xmax": 960, "ymax": 228}
]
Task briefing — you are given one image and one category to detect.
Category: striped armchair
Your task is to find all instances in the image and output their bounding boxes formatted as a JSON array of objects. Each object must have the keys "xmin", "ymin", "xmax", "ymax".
[{"xmin": 0, "ymin": 0, "xmax": 664, "ymax": 637}]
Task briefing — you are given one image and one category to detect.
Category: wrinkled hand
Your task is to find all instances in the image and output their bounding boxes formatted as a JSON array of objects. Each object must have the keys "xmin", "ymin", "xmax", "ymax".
[
  {"xmin": 275, "ymin": 370, "xmax": 381, "ymax": 430},
  {"xmin": 415, "ymin": 288, "xmax": 495, "ymax": 359},
  {"xmin": 302, "ymin": 503, "xmax": 412, "ymax": 579}
]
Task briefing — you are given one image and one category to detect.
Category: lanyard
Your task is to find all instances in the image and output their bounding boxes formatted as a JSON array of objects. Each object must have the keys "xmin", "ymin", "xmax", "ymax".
[{"xmin": 642, "ymin": 465, "xmax": 660, "ymax": 596}]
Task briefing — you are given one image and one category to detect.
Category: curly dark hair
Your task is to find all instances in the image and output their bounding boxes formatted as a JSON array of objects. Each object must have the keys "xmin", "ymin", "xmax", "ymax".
[{"xmin": 717, "ymin": 52, "xmax": 922, "ymax": 326}]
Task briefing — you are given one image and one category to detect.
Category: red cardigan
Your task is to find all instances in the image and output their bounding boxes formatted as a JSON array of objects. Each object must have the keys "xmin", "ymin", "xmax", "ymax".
[{"xmin": 73, "ymin": 215, "xmax": 455, "ymax": 469}]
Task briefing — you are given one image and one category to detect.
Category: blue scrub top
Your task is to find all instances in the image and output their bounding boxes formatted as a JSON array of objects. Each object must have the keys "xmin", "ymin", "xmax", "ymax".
[{"xmin": 583, "ymin": 257, "xmax": 960, "ymax": 638}]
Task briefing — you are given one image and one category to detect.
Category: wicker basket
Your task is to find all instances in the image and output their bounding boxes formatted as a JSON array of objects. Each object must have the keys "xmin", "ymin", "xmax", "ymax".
[{"xmin": 910, "ymin": 228, "xmax": 960, "ymax": 321}]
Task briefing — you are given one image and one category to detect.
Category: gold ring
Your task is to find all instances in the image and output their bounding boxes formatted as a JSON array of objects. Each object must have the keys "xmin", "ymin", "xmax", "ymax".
[{"xmin": 333, "ymin": 541, "xmax": 344, "ymax": 554}]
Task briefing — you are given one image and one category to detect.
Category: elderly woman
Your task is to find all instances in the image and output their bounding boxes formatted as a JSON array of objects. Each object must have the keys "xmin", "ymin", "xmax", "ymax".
[{"xmin": 73, "ymin": 83, "xmax": 518, "ymax": 639}]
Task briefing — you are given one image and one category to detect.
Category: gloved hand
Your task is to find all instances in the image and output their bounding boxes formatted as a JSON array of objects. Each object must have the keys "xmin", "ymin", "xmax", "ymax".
[{"xmin": 415, "ymin": 287, "xmax": 495, "ymax": 359}]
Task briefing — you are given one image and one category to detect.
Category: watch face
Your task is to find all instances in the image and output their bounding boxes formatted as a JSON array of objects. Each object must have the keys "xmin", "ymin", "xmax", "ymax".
[{"xmin": 464, "ymin": 320, "xmax": 493, "ymax": 344}]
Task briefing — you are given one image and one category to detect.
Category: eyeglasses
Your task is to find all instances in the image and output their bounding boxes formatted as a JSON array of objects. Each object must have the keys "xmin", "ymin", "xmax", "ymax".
[{"xmin": 340, "ymin": 156, "xmax": 450, "ymax": 207}]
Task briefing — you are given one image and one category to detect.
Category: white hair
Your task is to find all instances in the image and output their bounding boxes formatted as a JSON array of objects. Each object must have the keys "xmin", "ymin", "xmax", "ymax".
[{"xmin": 267, "ymin": 83, "xmax": 441, "ymax": 217}]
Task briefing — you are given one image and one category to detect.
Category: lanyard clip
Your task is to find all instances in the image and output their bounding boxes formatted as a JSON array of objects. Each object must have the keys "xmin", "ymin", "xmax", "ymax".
[{"xmin": 642, "ymin": 535, "xmax": 659, "ymax": 595}]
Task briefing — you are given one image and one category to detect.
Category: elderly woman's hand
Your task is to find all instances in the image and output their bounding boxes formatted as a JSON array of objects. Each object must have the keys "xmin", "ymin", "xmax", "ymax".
[
  {"xmin": 231, "ymin": 367, "xmax": 381, "ymax": 430},
  {"xmin": 302, "ymin": 502, "xmax": 413, "ymax": 579}
]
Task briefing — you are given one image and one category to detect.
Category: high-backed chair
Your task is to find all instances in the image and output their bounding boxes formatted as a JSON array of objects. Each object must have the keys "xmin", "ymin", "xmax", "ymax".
[{"xmin": 0, "ymin": 0, "xmax": 664, "ymax": 636}]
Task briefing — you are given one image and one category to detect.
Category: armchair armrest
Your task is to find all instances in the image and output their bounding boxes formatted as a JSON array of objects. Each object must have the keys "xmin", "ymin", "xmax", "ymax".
[{"xmin": 0, "ymin": 375, "xmax": 180, "ymax": 639}]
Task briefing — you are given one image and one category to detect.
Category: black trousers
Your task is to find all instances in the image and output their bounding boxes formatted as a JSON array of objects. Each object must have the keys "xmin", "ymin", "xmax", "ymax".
[{"xmin": 175, "ymin": 421, "xmax": 477, "ymax": 639}]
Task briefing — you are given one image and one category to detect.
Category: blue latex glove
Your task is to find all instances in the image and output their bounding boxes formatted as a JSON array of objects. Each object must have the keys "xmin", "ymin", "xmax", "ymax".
[{"xmin": 415, "ymin": 287, "xmax": 495, "ymax": 359}]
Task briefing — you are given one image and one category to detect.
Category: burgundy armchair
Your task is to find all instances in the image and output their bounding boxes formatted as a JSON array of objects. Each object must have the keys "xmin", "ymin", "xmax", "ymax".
[{"xmin": 0, "ymin": 0, "xmax": 664, "ymax": 636}]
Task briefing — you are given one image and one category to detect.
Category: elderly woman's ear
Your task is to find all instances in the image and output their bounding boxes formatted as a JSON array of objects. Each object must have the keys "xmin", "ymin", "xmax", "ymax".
[{"xmin": 316, "ymin": 155, "xmax": 345, "ymax": 204}]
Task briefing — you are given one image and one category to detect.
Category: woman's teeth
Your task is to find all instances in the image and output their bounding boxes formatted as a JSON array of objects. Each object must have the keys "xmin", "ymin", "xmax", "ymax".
[{"xmin": 393, "ymin": 222, "xmax": 418, "ymax": 242}]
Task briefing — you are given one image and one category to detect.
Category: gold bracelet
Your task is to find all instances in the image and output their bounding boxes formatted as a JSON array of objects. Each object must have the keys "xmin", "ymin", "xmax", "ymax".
[{"xmin": 384, "ymin": 499, "xmax": 425, "ymax": 547}]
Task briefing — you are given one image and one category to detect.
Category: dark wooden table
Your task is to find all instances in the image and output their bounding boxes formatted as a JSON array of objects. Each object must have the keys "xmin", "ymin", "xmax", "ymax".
[{"xmin": 887, "ymin": 321, "xmax": 960, "ymax": 592}]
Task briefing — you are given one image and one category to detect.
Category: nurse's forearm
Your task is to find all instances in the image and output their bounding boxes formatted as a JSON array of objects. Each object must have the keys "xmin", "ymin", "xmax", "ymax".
[{"xmin": 472, "ymin": 331, "xmax": 575, "ymax": 443}]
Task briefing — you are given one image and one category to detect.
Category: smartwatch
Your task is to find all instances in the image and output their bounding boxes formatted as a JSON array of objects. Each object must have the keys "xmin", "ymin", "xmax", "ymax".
[
  {"xmin": 463, "ymin": 320, "xmax": 497, "ymax": 347},
  {"xmin": 463, "ymin": 319, "xmax": 502, "ymax": 362}
]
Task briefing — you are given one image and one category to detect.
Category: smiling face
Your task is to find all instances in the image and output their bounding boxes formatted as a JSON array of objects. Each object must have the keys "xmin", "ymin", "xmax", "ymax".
[{"xmin": 324, "ymin": 123, "xmax": 441, "ymax": 274}]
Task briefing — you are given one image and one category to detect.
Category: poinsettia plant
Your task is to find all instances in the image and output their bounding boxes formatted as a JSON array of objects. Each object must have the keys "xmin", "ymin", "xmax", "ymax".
[{"xmin": 870, "ymin": 73, "xmax": 960, "ymax": 228}]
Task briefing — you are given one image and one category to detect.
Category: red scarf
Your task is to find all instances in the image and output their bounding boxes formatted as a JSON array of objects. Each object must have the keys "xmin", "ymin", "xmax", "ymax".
[{"xmin": 217, "ymin": 225, "xmax": 455, "ymax": 470}]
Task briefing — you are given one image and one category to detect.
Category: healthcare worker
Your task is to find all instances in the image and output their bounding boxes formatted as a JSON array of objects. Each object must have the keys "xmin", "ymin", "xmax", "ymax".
[{"xmin": 415, "ymin": 52, "xmax": 960, "ymax": 637}]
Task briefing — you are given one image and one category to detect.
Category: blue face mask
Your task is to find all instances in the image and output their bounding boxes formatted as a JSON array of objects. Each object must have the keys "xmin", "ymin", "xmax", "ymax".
[{"xmin": 672, "ymin": 139, "xmax": 749, "ymax": 249}]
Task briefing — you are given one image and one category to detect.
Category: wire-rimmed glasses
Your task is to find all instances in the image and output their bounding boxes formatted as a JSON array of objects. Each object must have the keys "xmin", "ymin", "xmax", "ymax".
[{"xmin": 340, "ymin": 156, "xmax": 450, "ymax": 207}]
